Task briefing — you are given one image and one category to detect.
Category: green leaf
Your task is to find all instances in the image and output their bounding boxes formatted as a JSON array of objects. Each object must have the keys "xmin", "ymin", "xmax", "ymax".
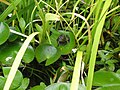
[
  {"xmin": 2, "ymin": 67, "xmax": 23, "ymax": 90},
  {"xmin": 0, "ymin": 0, "xmax": 22, "ymax": 21},
  {"xmin": 0, "ymin": 42, "xmax": 20, "ymax": 65},
  {"xmin": 50, "ymin": 30, "xmax": 75, "ymax": 55},
  {"xmin": 96, "ymin": 85, "xmax": 120, "ymax": 90},
  {"xmin": 70, "ymin": 51, "xmax": 83, "ymax": 90},
  {"xmin": 58, "ymin": 31, "xmax": 75, "ymax": 55},
  {"xmin": 93, "ymin": 70, "xmax": 120, "ymax": 89},
  {"xmin": 35, "ymin": 44, "xmax": 58, "ymax": 63},
  {"xmin": 46, "ymin": 82, "xmax": 69, "ymax": 90},
  {"xmin": 19, "ymin": 18, "xmax": 26, "ymax": 33},
  {"xmin": 0, "ymin": 22, "xmax": 10, "ymax": 45},
  {"xmin": 4, "ymin": 32, "xmax": 38, "ymax": 90},
  {"xmin": 86, "ymin": 0, "xmax": 112, "ymax": 89},
  {"xmin": 39, "ymin": 82, "xmax": 46, "ymax": 89},
  {"xmin": 35, "ymin": 24, "xmax": 43, "ymax": 43},
  {"xmin": 45, "ymin": 82, "xmax": 86, "ymax": 90},
  {"xmin": 45, "ymin": 13, "xmax": 60, "ymax": 21},
  {"xmin": 8, "ymin": 27, "xmax": 20, "ymax": 42},
  {"xmin": 0, "ymin": 76, "xmax": 6, "ymax": 90},
  {"xmin": 59, "ymin": 84, "xmax": 68, "ymax": 90},
  {"xmin": 30, "ymin": 82, "xmax": 46, "ymax": 90},
  {"xmin": 50, "ymin": 29, "xmax": 61, "ymax": 47},
  {"xmin": 116, "ymin": 69, "xmax": 120, "ymax": 75},
  {"xmin": 30, "ymin": 85, "xmax": 42, "ymax": 90},
  {"xmin": 23, "ymin": 45, "xmax": 34, "ymax": 63},
  {"xmin": 3, "ymin": 32, "xmax": 39, "ymax": 90},
  {"xmin": 16, "ymin": 78, "xmax": 30, "ymax": 90},
  {"xmin": 45, "ymin": 48, "xmax": 61, "ymax": 66},
  {"xmin": 0, "ymin": 41, "xmax": 34, "ymax": 65}
]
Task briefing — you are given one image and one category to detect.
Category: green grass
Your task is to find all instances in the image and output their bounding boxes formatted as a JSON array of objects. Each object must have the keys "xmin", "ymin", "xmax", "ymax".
[
  {"xmin": 0, "ymin": 0, "xmax": 120, "ymax": 90},
  {"xmin": 86, "ymin": 0, "xmax": 112, "ymax": 89}
]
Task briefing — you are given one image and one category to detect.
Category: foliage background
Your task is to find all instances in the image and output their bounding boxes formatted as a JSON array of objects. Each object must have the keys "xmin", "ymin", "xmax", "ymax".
[{"xmin": 0, "ymin": 0, "xmax": 120, "ymax": 90}]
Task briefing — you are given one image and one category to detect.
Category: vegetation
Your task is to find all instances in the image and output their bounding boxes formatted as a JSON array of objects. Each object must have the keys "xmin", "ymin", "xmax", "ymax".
[{"xmin": 0, "ymin": 0, "xmax": 120, "ymax": 90}]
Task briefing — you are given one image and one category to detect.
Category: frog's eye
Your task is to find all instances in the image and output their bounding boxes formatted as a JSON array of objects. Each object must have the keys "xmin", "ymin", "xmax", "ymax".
[{"xmin": 57, "ymin": 34, "xmax": 70, "ymax": 46}]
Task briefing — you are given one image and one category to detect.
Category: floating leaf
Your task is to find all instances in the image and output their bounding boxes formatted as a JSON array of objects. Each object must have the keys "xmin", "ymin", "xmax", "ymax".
[
  {"xmin": 0, "ymin": 22, "xmax": 10, "ymax": 45},
  {"xmin": 30, "ymin": 85, "xmax": 42, "ymax": 90},
  {"xmin": 35, "ymin": 44, "xmax": 58, "ymax": 63},
  {"xmin": 0, "ymin": 42, "xmax": 21, "ymax": 65},
  {"xmin": 50, "ymin": 30, "xmax": 75, "ymax": 55},
  {"xmin": 0, "ymin": 41, "xmax": 34, "ymax": 65},
  {"xmin": 30, "ymin": 82, "xmax": 46, "ymax": 90},
  {"xmin": 3, "ymin": 67, "xmax": 23, "ymax": 90},
  {"xmin": 0, "ymin": 76, "xmax": 6, "ymax": 90},
  {"xmin": 3, "ymin": 32, "xmax": 39, "ymax": 90},
  {"xmin": 93, "ymin": 70, "xmax": 120, "ymax": 90},
  {"xmin": 45, "ymin": 48, "xmax": 61, "ymax": 66},
  {"xmin": 45, "ymin": 82, "xmax": 86, "ymax": 90},
  {"xmin": 96, "ymin": 85, "xmax": 120, "ymax": 90},
  {"xmin": 23, "ymin": 45, "xmax": 34, "ymax": 63},
  {"xmin": 16, "ymin": 78, "xmax": 30, "ymax": 90},
  {"xmin": 58, "ymin": 31, "xmax": 75, "ymax": 55}
]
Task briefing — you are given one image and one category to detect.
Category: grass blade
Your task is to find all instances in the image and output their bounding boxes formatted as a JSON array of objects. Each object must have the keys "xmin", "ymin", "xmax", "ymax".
[
  {"xmin": 3, "ymin": 32, "xmax": 39, "ymax": 90},
  {"xmin": 86, "ymin": 0, "xmax": 112, "ymax": 90},
  {"xmin": 70, "ymin": 51, "xmax": 83, "ymax": 90},
  {"xmin": 0, "ymin": 0, "xmax": 22, "ymax": 21}
]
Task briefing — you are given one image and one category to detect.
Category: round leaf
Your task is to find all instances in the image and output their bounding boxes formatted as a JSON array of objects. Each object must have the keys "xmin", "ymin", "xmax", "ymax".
[
  {"xmin": 45, "ymin": 82, "xmax": 86, "ymax": 90},
  {"xmin": 30, "ymin": 82, "xmax": 46, "ymax": 90},
  {"xmin": 0, "ymin": 41, "xmax": 34, "ymax": 65},
  {"xmin": 16, "ymin": 78, "xmax": 30, "ymax": 90},
  {"xmin": 0, "ymin": 22, "xmax": 10, "ymax": 45},
  {"xmin": 0, "ymin": 42, "xmax": 20, "ymax": 65},
  {"xmin": 96, "ymin": 85, "xmax": 120, "ymax": 90},
  {"xmin": 2, "ymin": 67, "xmax": 23, "ymax": 90},
  {"xmin": 58, "ymin": 31, "xmax": 75, "ymax": 55},
  {"xmin": 23, "ymin": 45, "xmax": 34, "ymax": 63},
  {"xmin": 35, "ymin": 44, "xmax": 57, "ymax": 63},
  {"xmin": 30, "ymin": 85, "xmax": 42, "ymax": 90},
  {"xmin": 0, "ymin": 76, "xmax": 6, "ymax": 90},
  {"xmin": 93, "ymin": 70, "xmax": 120, "ymax": 87},
  {"xmin": 50, "ymin": 30, "xmax": 75, "ymax": 55},
  {"xmin": 45, "ymin": 48, "xmax": 61, "ymax": 66}
]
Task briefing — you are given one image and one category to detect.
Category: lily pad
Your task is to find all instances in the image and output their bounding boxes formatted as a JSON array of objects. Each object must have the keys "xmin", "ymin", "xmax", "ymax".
[
  {"xmin": 45, "ymin": 82, "xmax": 86, "ymax": 90},
  {"xmin": 0, "ymin": 76, "xmax": 6, "ymax": 90},
  {"xmin": 50, "ymin": 30, "xmax": 75, "ymax": 55},
  {"xmin": 93, "ymin": 70, "xmax": 120, "ymax": 90},
  {"xmin": 0, "ymin": 41, "xmax": 34, "ymax": 65},
  {"xmin": 30, "ymin": 82, "xmax": 46, "ymax": 90},
  {"xmin": 0, "ymin": 67, "xmax": 29, "ymax": 90},
  {"xmin": 45, "ymin": 48, "xmax": 61, "ymax": 66},
  {"xmin": 2, "ymin": 67, "xmax": 23, "ymax": 90},
  {"xmin": 35, "ymin": 44, "xmax": 59, "ymax": 64},
  {"xmin": 16, "ymin": 78, "xmax": 30, "ymax": 90},
  {"xmin": 30, "ymin": 85, "xmax": 42, "ymax": 90},
  {"xmin": 23, "ymin": 45, "xmax": 34, "ymax": 63},
  {"xmin": 30, "ymin": 82, "xmax": 86, "ymax": 90},
  {"xmin": 0, "ymin": 22, "xmax": 10, "ymax": 45},
  {"xmin": 96, "ymin": 85, "xmax": 120, "ymax": 90}
]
